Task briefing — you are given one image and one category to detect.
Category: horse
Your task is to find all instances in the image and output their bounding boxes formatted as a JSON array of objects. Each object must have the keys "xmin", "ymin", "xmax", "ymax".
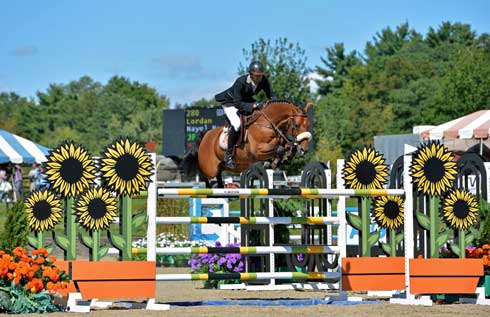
[{"xmin": 181, "ymin": 100, "xmax": 312, "ymax": 187}]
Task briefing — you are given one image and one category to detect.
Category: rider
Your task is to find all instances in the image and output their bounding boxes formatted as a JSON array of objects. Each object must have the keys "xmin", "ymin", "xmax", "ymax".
[{"xmin": 215, "ymin": 61, "xmax": 276, "ymax": 168}]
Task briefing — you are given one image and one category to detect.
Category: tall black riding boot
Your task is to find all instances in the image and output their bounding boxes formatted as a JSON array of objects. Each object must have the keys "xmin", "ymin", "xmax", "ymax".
[{"xmin": 224, "ymin": 127, "xmax": 239, "ymax": 168}]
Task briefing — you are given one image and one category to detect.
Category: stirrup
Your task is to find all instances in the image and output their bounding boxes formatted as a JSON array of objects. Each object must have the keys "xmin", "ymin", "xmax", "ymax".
[{"xmin": 224, "ymin": 153, "xmax": 236, "ymax": 169}]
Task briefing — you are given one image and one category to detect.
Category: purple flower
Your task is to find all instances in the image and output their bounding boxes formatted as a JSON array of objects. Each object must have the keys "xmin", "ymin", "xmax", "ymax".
[
  {"xmin": 218, "ymin": 257, "xmax": 227, "ymax": 266},
  {"xmin": 297, "ymin": 253, "xmax": 304, "ymax": 262}
]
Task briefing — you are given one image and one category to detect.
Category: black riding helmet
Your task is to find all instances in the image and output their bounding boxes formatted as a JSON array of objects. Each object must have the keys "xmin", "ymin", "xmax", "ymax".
[{"xmin": 248, "ymin": 61, "xmax": 265, "ymax": 75}]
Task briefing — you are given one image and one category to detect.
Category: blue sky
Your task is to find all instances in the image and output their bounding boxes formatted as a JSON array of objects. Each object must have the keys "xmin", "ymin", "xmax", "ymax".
[{"xmin": 1, "ymin": 0, "xmax": 488, "ymax": 107}]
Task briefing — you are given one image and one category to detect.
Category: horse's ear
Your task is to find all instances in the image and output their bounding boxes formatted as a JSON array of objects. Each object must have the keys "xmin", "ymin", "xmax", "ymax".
[{"xmin": 303, "ymin": 101, "xmax": 312, "ymax": 113}]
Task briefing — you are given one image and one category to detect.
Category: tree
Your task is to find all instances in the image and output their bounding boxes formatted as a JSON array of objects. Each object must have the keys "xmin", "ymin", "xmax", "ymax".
[
  {"xmin": 427, "ymin": 47, "xmax": 490, "ymax": 123},
  {"xmin": 315, "ymin": 43, "xmax": 361, "ymax": 96},
  {"xmin": 178, "ymin": 97, "xmax": 217, "ymax": 109},
  {"xmin": 364, "ymin": 23, "xmax": 422, "ymax": 61},
  {"xmin": 35, "ymin": 75, "xmax": 169, "ymax": 153},
  {"xmin": 426, "ymin": 21, "xmax": 477, "ymax": 48},
  {"xmin": 239, "ymin": 38, "xmax": 311, "ymax": 105}
]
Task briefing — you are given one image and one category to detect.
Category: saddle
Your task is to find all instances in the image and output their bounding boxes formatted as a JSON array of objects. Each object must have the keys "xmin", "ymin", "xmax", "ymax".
[{"xmin": 219, "ymin": 111, "xmax": 262, "ymax": 151}]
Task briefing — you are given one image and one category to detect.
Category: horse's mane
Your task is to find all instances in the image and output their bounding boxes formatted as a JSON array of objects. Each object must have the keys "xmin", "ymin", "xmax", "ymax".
[{"xmin": 263, "ymin": 99, "xmax": 300, "ymax": 110}]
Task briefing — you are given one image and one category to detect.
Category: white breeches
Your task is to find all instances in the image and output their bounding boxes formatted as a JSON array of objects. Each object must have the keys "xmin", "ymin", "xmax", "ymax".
[{"xmin": 223, "ymin": 105, "xmax": 241, "ymax": 131}]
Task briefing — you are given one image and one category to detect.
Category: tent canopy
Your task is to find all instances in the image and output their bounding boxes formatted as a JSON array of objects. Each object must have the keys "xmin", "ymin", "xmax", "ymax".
[
  {"xmin": 0, "ymin": 129, "xmax": 50, "ymax": 164},
  {"xmin": 421, "ymin": 110, "xmax": 490, "ymax": 141}
]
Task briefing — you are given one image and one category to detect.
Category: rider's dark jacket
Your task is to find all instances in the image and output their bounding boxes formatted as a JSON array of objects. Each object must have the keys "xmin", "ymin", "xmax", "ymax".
[{"xmin": 215, "ymin": 74, "xmax": 275, "ymax": 115}]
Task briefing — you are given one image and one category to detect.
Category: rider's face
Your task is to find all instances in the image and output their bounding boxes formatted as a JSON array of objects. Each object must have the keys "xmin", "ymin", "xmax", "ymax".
[{"xmin": 250, "ymin": 73, "xmax": 263, "ymax": 85}]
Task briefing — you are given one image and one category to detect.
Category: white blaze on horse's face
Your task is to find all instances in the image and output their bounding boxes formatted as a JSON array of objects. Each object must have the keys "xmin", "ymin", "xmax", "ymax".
[{"xmin": 293, "ymin": 112, "xmax": 311, "ymax": 155}]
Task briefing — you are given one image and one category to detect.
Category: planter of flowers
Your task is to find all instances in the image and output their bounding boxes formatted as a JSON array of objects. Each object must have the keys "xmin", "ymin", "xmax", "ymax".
[{"xmin": 0, "ymin": 247, "xmax": 69, "ymax": 314}]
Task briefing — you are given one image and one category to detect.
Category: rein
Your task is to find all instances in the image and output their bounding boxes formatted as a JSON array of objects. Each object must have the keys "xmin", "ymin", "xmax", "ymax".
[{"xmin": 256, "ymin": 106, "xmax": 307, "ymax": 146}]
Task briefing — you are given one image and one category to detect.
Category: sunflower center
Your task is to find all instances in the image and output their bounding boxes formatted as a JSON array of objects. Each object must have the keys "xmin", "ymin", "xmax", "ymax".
[
  {"xmin": 115, "ymin": 154, "xmax": 139, "ymax": 181},
  {"xmin": 383, "ymin": 201, "xmax": 401, "ymax": 220},
  {"xmin": 87, "ymin": 198, "xmax": 108, "ymax": 219},
  {"xmin": 33, "ymin": 201, "xmax": 52, "ymax": 220},
  {"xmin": 60, "ymin": 158, "xmax": 84, "ymax": 183},
  {"xmin": 453, "ymin": 200, "xmax": 470, "ymax": 219},
  {"xmin": 423, "ymin": 157, "xmax": 445, "ymax": 183},
  {"xmin": 355, "ymin": 161, "xmax": 376, "ymax": 185}
]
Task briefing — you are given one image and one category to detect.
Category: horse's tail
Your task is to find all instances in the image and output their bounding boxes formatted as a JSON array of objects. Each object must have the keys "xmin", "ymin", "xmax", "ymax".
[{"xmin": 180, "ymin": 130, "xmax": 206, "ymax": 180}]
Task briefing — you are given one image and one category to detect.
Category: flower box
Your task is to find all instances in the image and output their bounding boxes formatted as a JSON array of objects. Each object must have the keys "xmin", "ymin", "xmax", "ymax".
[
  {"xmin": 341, "ymin": 257, "xmax": 405, "ymax": 291},
  {"xmin": 409, "ymin": 258, "xmax": 483, "ymax": 294},
  {"xmin": 56, "ymin": 261, "xmax": 156, "ymax": 299}
]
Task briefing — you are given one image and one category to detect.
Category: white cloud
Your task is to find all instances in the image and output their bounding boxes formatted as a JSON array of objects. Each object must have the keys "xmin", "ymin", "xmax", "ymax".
[{"xmin": 9, "ymin": 46, "xmax": 38, "ymax": 57}]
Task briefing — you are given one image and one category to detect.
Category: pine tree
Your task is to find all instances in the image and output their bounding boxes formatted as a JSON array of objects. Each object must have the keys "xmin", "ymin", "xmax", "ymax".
[{"xmin": 0, "ymin": 201, "xmax": 29, "ymax": 252}]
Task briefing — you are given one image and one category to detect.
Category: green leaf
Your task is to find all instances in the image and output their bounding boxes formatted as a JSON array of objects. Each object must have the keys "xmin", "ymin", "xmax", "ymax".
[
  {"xmin": 469, "ymin": 227, "xmax": 480, "ymax": 239},
  {"xmin": 53, "ymin": 233, "xmax": 69, "ymax": 250},
  {"xmin": 416, "ymin": 211, "xmax": 431, "ymax": 230},
  {"xmin": 347, "ymin": 212, "xmax": 362, "ymax": 230},
  {"xmin": 46, "ymin": 245, "xmax": 53, "ymax": 255},
  {"xmin": 368, "ymin": 231, "xmax": 380, "ymax": 247},
  {"xmin": 98, "ymin": 246, "xmax": 110, "ymax": 258},
  {"xmin": 27, "ymin": 235, "xmax": 38, "ymax": 248},
  {"xmin": 132, "ymin": 212, "xmax": 147, "ymax": 230},
  {"xmin": 80, "ymin": 232, "xmax": 93, "ymax": 248},
  {"xmin": 395, "ymin": 233, "xmax": 404, "ymax": 244},
  {"xmin": 436, "ymin": 231, "xmax": 449, "ymax": 248},
  {"xmin": 381, "ymin": 242, "xmax": 392, "ymax": 255},
  {"xmin": 109, "ymin": 232, "xmax": 126, "ymax": 250},
  {"xmin": 450, "ymin": 243, "xmax": 461, "ymax": 257},
  {"xmin": 465, "ymin": 233, "xmax": 476, "ymax": 246}
]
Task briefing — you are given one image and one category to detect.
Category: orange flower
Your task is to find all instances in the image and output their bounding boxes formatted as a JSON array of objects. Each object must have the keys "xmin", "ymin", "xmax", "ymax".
[
  {"xmin": 13, "ymin": 246, "xmax": 26, "ymax": 258},
  {"xmin": 483, "ymin": 255, "xmax": 490, "ymax": 266},
  {"xmin": 46, "ymin": 281, "xmax": 55, "ymax": 291},
  {"xmin": 482, "ymin": 244, "xmax": 490, "ymax": 250},
  {"xmin": 7, "ymin": 272, "xmax": 13, "ymax": 280},
  {"xmin": 31, "ymin": 264, "xmax": 39, "ymax": 272},
  {"xmin": 35, "ymin": 257, "xmax": 45, "ymax": 265},
  {"xmin": 27, "ymin": 269, "xmax": 35, "ymax": 279},
  {"xmin": 38, "ymin": 248, "xmax": 49, "ymax": 257},
  {"xmin": 49, "ymin": 256, "xmax": 56, "ymax": 263}
]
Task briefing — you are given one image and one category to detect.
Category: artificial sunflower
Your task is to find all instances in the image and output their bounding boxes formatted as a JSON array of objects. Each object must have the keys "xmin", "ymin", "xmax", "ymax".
[
  {"xmin": 442, "ymin": 189, "xmax": 479, "ymax": 230},
  {"xmin": 410, "ymin": 142, "xmax": 457, "ymax": 196},
  {"xmin": 100, "ymin": 137, "xmax": 153, "ymax": 196},
  {"xmin": 74, "ymin": 187, "xmax": 118, "ymax": 231},
  {"xmin": 25, "ymin": 190, "xmax": 63, "ymax": 232},
  {"xmin": 373, "ymin": 196, "xmax": 405, "ymax": 230},
  {"xmin": 342, "ymin": 147, "xmax": 389, "ymax": 190},
  {"xmin": 45, "ymin": 141, "xmax": 97, "ymax": 197}
]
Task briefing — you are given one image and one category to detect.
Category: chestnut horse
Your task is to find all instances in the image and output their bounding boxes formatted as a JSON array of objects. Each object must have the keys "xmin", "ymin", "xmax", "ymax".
[{"xmin": 182, "ymin": 100, "xmax": 312, "ymax": 187}]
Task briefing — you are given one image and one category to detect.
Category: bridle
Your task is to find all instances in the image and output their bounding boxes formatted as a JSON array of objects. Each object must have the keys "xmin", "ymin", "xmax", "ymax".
[{"xmin": 256, "ymin": 106, "xmax": 309, "ymax": 148}]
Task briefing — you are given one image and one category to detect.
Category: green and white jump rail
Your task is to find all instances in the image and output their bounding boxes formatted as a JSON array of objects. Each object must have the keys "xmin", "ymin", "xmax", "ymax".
[
  {"xmin": 155, "ymin": 271, "xmax": 341, "ymax": 281},
  {"xmin": 111, "ymin": 245, "xmax": 341, "ymax": 256},
  {"xmin": 157, "ymin": 188, "xmax": 405, "ymax": 199}
]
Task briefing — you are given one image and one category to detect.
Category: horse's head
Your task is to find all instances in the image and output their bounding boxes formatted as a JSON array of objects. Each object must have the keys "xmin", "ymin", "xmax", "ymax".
[{"xmin": 291, "ymin": 102, "xmax": 312, "ymax": 156}]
